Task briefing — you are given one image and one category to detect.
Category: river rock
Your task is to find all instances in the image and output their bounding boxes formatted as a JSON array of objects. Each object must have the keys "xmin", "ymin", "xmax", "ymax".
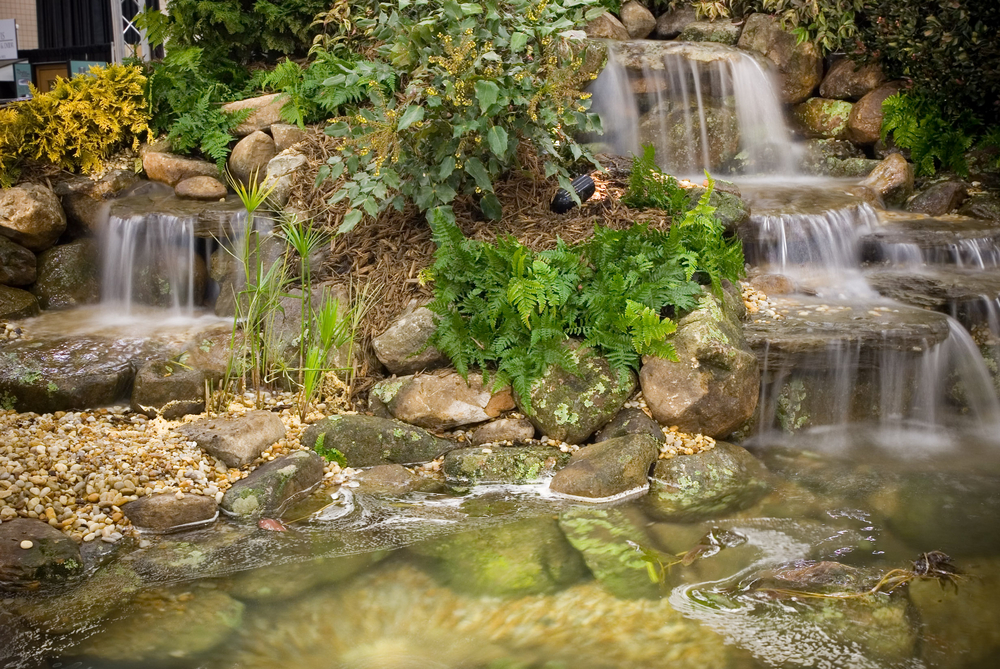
[
  {"xmin": 793, "ymin": 98, "xmax": 852, "ymax": 140},
  {"xmin": 0, "ymin": 236, "xmax": 35, "ymax": 286},
  {"xmin": 0, "ymin": 285, "xmax": 39, "ymax": 320},
  {"xmin": 122, "ymin": 493, "xmax": 218, "ymax": 534},
  {"xmin": 219, "ymin": 551, "xmax": 385, "ymax": 602},
  {"xmin": 643, "ymin": 441, "xmax": 770, "ymax": 521},
  {"xmin": 443, "ymin": 445, "xmax": 569, "ymax": 484},
  {"xmin": 470, "ymin": 417, "xmax": 536, "ymax": 445},
  {"xmin": 301, "ymin": 414, "xmax": 453, "ymax": 467},
  {"xmin": 0, "ymin": 184, "xmax": 66, "ymax": 252},
  {"xmin": 122, "ymin": 522, "xmax": 255, "ymax": 581},
  {"xmin": 819, "ymin": 59, "xmax": 886, "ymax": 100},
  {"xmin": 959, "ymin": 192, "xmax": 1000, "ymax": 221},
  {"xmin": 619, "ymin": 1, "xmax": 656, "ymax": 39},
  {"xmin": 229, "ymin": 130, "xmax": 277, "ymax": 188},
  {"xmin": 640, "ymin": 287, "xmax": 759, "ymax": 438},
  {"xmin": 678, "ymin": 20, "xmax": 742, "ymax": 45},
  {"xmin": 906, "ymin": 180, "xmax": 968, "ymax": 216},
  {"xmin": 221, "ymin": 92, "xmax": 286, "ymax": 137},
  {"xmin": 221, "ymin": 450, "xmax": 325, "ymax": 519},
  {"xmin": 684, "ymin": 183, "xmax": 750, "ymax": 233},
  {"xmin": 370, "ymin": 372, "xmax": 515, "ymax": 431},
  {"xmin": 30, "ymin": 238, "xmax": 100, "ymax": 309},
  {"xmin": 0, "ymin": 518, "xmax": 83, "ymax": 587},
  {"xmin": 72, "ymin": 587, "xmax": 244, "ymax": 662},
  {"xmin": 550, "ymin": 434, "xmax": 659, "ymax": 500},
  {"xmin": 353, "ymin": 464, "xmax": 426, "ymax": 496},
  {"xmin": 749, "ymin": 273, "xmax": 795, "ymax": 295},
  {"xmin": 55, "ymin": 170, "xmax": 138, "ymax": 235},
  {"xmin": 521, "ymin": 345, "xmax": 636, "ymax": 444},
  {"xmin": 271, "ymin": 123, "xmax": 308, "ymax": 152},
  {"xmin": 585, "ymin": 11, "xmax": 630, "ymax": 40},
  {"xmin": 372, "ymin": 306, "xmax": 449, "ymax": 375},
  {"xmin": 131, "ymin": 358, "xmax": 214, "ymax": 419},
  {"xmin": 737, "ymin": 13, "xmax": 822, "ymax": 104},
  {"xmin": 594, "ymin": 407, "xmax": 665, "ymax": 443},
  {"xmin": 142, "ymin": 151, "xmax": 219, "ymax": 187},
  {"xmin": 846, "ymin": 81, "xmax": 904, "ymax": 145},
  {"xmin": 859, "ymin": 153, "xmax": 914, "ymax": 207},
  {"xmin": 175, "ymin": 175, "xmax": 227, "ymax": 200},
  {"xmin": 263, "ymin": 150, "xmax": 308, "ymax": 208},
  {"xmin": 177, "ymin": 410, "xmax": 287, "ymax": 468},
  {"xmin": 655, "ymin": 7, "xmax": 697, "ymax": 38},
  {"xmin": 409, "ymin": 516, "xmax": 588, "ymax": 596}
]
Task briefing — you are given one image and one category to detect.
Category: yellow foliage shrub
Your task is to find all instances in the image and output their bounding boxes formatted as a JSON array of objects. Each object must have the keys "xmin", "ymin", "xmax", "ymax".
[{"xmin": 0, "ymin": 64, "xmax": 150, "ymax": 186}]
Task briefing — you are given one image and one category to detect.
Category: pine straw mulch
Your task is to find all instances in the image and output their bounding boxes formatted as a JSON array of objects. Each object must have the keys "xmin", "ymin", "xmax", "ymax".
[{"xmin": 284, "ymin": 127, "xmax": 676, "ymax": 395}]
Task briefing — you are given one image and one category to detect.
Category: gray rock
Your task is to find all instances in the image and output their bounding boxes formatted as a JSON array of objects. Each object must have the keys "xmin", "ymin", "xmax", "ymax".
[
  {"xmin": 220, "ymin": 450, "xmax": 325, "ymax": 519},
  {"xmin": 131, "ymin": 358, "xmax": 214, "ymax": 419},
  {"xmin": 594, "ymin": 407, "xmax": 664, "ymax": 443},
  {"xmin": 792, "ymin": 98, "xmax": 852, "ymax": 140},
  {"xmin": 221, "ymin": 93, "xmax": 285, "ymax": 136},
  {"xmin": 643, "ymin": 441, "xmax": 770, "ymax": 521},
  {"xmin": 656, "ymin": 7, "xmax": 697, "ymax": 38},
  {"xmin": 959, "ymin": 192, "xmax": 1000, "ymax": 221},
  {"xmin": 177, "ymin": 410, "xmax": 287, "ymax": 468},
  {"xmin": 30, "ymin": 238, "xmax": 100, "ymax": 309},
  {"xmin": 470, "ymin": 417, "xmax": 536, "ymax": 445},
  {"xmin": 678, "ymin": 20, "xmax": 742, "ymax": 45},
  {"xmin": 906, "ymin": 180, "xmax": 969, "ymax": 216},
  {"xmin": 372, "ymin": 306, "xmax": 450, "ymax": 375},
  {"xmin": 175, "ymin": 175, "xmax": 227, "ymax": 200},
  {"xmin": 55, "ymin": 170, "xmax": 138, "ymax": 236},
  {"xmin": 619, "ymin": 1, "xmax": 656, "ymax": 39},
  {"xmin": 640, "ymin": 287, "xmax": 759, "ymax": 438},
  {"xmin": 684, "ymin": 184, "xmax": 750, "ymax": 233},
  {"xmin": 122, "ymin": 493, "xmax": 218, "ymax": 534},
  {"xmin": 802, "ymin": 138, "xmax": 865, "ymax": 161},
  {"xmin": 585, "ymin": 11, "xmax": 630, "ymax": 40},
  {"xmin": 263, "ymin": 150, "xmax": 308, "ymax": 208},
  {"xmin": 0, "ymin": 184, "xmax": 67, "ymax": 252},
  {"xmin": 0, "ymin": 285, "xmax": 40, "ymax": 320},
  {"xmin": 846, "ymin": 81, "xmax": 904, "ymax": 145},
  {"xmin": 738, "ymin": 13, "xmax": 822, "ymax": 104},
  {"xmin": 859, "ymin": 153, "xmax": 914, "ymax": 207},
  {"xmin": 271, "ymin": 123, "xmax": 308, "ymax": 152},
  {"xmin": 522, "ymin": 345, "xmax": 636, "ymax": 444},
  {"xmin": 301, "ymin": 414, "xmax": 453, "ymax": 467},
  {"xmin": 142, "ymin": 151, "xmax": 219, "ymax": 187},
  {"xmin": 0, "ymin": 518, "xmax": 83, "ymax": 587},
  {"xmin": 0, "ymin": 236, "xmax": 35, "ymax": 286},
  {"xmin": 228, "ymin": 130, "xmax": 277, "ymax": 187},
  {"xmin": 370, "ymin": 372, "xmax": 515, "ymax": 431},
  {"xmin": 549, "ymin": 434, "xmax": 658, "ymax": 500},
  {"xmin": 443, "ymin": 445, "xmax": 569, "ymax": 484},
  {"xmin": 819, "ymin": 58, "xmax": 886, "ymax": 101}
]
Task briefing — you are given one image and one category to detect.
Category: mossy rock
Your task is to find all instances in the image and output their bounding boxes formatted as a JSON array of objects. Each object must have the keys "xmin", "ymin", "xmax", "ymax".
[
  {"xmin": 409, "ymin": 516, "xmax": 589, "ymax": 596},
  {"xmin": 220, "ymin": 450, "xmax": 325, "ymax": 520},
  {"xmin": 301, "ymin": 414, "xmax": 453, "ymax": 467},
  {"xmin": 0, "ymin": 285, "xmax": 40, "ymax": 320},
  {"xmin": 30, "ymin": 238, "xmax": 100, "ymax": 310},
  {"xmin": 793, "ymin": 98, "xmax": 853, "ymax": 140},
  {"xmin": 218, "ymin": 551, "xmax": 389, "ymax": 602},
  {"xmin": 442, "ymin": 445, "xmax": 570, "ymax": 484}
]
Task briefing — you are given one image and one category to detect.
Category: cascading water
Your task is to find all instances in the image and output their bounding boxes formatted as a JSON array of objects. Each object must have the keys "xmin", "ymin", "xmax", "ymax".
[{"xmin": 589, "ymin": 41, "xmax": 800, "ymax": 175}]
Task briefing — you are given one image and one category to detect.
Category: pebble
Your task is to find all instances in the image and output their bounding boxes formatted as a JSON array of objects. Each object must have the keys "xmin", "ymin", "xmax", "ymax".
[
  {"xmin": 658, "ymin": 425, "xmax": 715, "ymax": 460},
  {"xmin": 0, "ymin": 323, "xmax": 25, "ymax": 341},
  {"xmin": 19, "ymin": 540, "xmax": 32, "ymax": 549}
]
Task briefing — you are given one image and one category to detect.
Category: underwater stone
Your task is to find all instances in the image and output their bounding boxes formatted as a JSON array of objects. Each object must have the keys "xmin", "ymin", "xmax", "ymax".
[
  {"xmin": 302, "ymin": 414, "xmax": 454, "ymax": 467},
  {"xmin": 177, "ymin": 410, "xmax": 287, "ymax": 468},
  {"xmin": 221, "ymin": 450, "xmax": 324, "ymax": 520},
  {"xmin": 219, "ymin": 551, "xmax": 388, "ymax": 602},
  {"xmin": 0, "ymin": 518, "xmax": 83, "ymax": 587},
  {"xmin": 443, "ymin": 445, "xmax": 569, "ymax": 484},
  {"xmin": 550, "ymin": 434, "xmax": 659, "ymax": 500}
]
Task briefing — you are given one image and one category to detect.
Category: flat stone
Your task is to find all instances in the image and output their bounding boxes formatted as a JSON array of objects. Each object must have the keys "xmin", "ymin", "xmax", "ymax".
[
  {"xmin": 353, "ymin": 464, "xmax": 423, "ymax": 496},
  {"xmin": 549, "ymin": 434, "xmax": 658, "ymax": 500},
  {"xmin": 371, "ymin": 372, "xmax": 515, "ymax": 431},
  {"xmin": 175, "ymin": 176, "xmax": 227, "ymax": 200},
  {"xmin": 228, "ymin": 130, "xmax": 276, "ymax": 187},
  {"xmin": 142, "ymin": 151, "xmax": 219, "ymax": 187},
  {"xmin": 906, "ymin": 181, "xmax": 969, "ymax": 216},
  {"xmin": 470, "ymin": 417, "xmax": 536, "ymax": 445},
  {"xmin": 959, "ymin": 193, "xmax": 1000, "ymax": 221},
  {"xmin": 271, "ymin": 123, "xmax": 308, "ymax": 152},
  {"xmin": 619, "ymin": 1, "xmax": 656, "ymax": 39},
  {"xmin": 0, "ymin": 184, "xmax": 67, "ymax": 252},
  {"xmin": 678, "ymin": 20, "xmax": 742, "ymax": 45},
  {"xmin": 177, "ymin": 411, "xmax": 286, "ymax": 468},
  {"xmin": 54, "ymin": 170, "xmax": 138, "ymax": 236},
  {"xmin": 220, "ymin": 450, "xmax": 325, "ymax": 520},
  {"xmin": 0, "ymin": 285, "xmax": 40, "ymax": 320},
  {"xmin": 819, "ymin": 58, "xmax": 886, "ymax": 101},
  {"xmin": 373, "ymin": 306, "xmax": 450, "ymax": 375},
  {"xmin": 443, "ymin": 445, "xmax": 569, "ymax": 484},
  {"xmin": 749, "ymin": 273, "xmax": 795, "ymax": 295},
  {"xmin": 0, "ymin": 236, "xmax": 35, "ymax": 286},
  {"xmin": 122, "ymin": 493, "xmax": 218, "ymax": 533},
  {"xmin": 0, "ymin": 518, "xmax": 83, "ymax": 587},
  {"xmin": 221, "ymin": 93, "xmax": 285, "ymax": 137},
  {"xmin": 301, "ymin": 414, "xmax": 453, "ymax": 467},
  {"xmin": 866, "ymin": 267, "xmax": 1000, "ymax": 311},
  {"xmin": 593, "ymin": 407, "xmax": 664, "ymax": 444}
]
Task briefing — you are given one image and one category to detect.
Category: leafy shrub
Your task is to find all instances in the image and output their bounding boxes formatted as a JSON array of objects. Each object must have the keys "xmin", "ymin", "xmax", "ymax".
[
  {"xmin": 426, "ymin": 163, "xmax": 744, "ymax": 409},
  {"xmin": 881, "ymin": 92, "xmax": 977, "ymax": 177},
  {"xmin": 0, "ymin": 65, "xmax": 149, "ymax": 183},
  {"xmin": 322, "ymin": 0, "xmax": 607, "ymax": 232},
  {"xmin": 621, "ymin": 144, "xmax": 691, "ymax": 214}
]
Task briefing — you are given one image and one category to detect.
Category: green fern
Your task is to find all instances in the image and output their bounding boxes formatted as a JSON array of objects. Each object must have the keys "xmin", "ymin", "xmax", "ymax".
[
  {"xmin": 881, "ymin": 92, "xmax": 976, "ymax": 177},
  {"xmin": 621, "ymin": 144, "xmax": 690, "ymax": 214}
]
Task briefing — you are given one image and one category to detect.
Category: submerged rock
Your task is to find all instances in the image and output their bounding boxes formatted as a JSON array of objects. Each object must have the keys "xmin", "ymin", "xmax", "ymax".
[
  {"xmin": 219, "ymin": 551, "xmax": 388, "ymax": 602},
  {"xmin": 353, "ymin": 464, "xmax": 438, "ymax": 496},
  {"xmin": 409, "ymin": 516, "xmax": 589, "ymax": 596},
  {"xmin": 443, "ymin": 445, "xmax": 569, "ymax": 484},
  {"xmin": 549, "ymin": 434, "xmax": 659, "ymax": 500},
  {"xmin": 0, "ymin": 518, "xmax": 83, "ymax": 587},
  {"xmin": 372, "ymin": 306, "xmax": 449, "ymax": 375},
  {"xmin": 370, "ymin": 371, "xmax": 515, "ymax": 431},
  {"xmin": 0, "ymin": 184, "xmax": 66, "ymax": 252},
  {"xmin": 220, "ymin": 450, "xmax": 324, "ymax": 520},
  {"xmin": 301, "ymin": 414, "xmax": 453, "ymax": 467},
  {"xmin": 737, "ymin": 13, "xmax": 822, "ymax": 104},
  {"xmin": 177, "ymin": 410, "xmax": 287, "ymax": 468},
  {"xmin": 30, "ymin": 238, "xmax": 101, "ymax": 309},
  {"xmin": 643, "ymin": 442, "xmax": 770, "ymax": 521}
]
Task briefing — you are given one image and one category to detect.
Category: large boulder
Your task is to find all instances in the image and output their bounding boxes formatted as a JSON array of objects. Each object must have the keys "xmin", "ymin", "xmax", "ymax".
[
  {"xmin": 859, "ymin": 153, "xmax": 914, "ymax": 207},
  {"xmin": 263, "ymin": 150, "xmax": 308, "ymax": 208},
  {"xmin": 142, "ymin": 151, "xmax": 218, "ymax": 187},
  {"xmin": 220, "ymin": 450, "xmax": 324, "ymax": 520},
  {"xmin": 228, "ymin": 130, "xmax": 277, "ymax": 187},
  {"xmin": 619, "ymin": 1, "xmax": 656, "ymax": 39},
  {"xmin": 370, "ymin": 372, "xmax": 515, "ymax": 431},
  {"xmin": 121, "ymin": 493, "xmax": 218, "ymax": 533},
  {"xmin": 177, "ymin": 410, "xmax": 287, "ymax": 468},
  {"xmin": 792, "ymin": 98, "xmax": 852, "ymax": 140},
  {"xmin": 0, "ymin": 518, "xmax": 83, "ymax": 587},
  {"xmin": 175, "ymin": 175, "xmax": 227, "ymax": 201},
  {"xmin": 678, "ymin": 21, "xmax": 742, "ymax": 45},
  {"xmin": 655, "ymin": 7, "xmax": 697, "ymax": 39},
  {"xmin": 221, "ymin": 93, "xmax": 286, "ymax": 137},
  {"xmin": 521, "ymin": 345, "xmax": 636, "ymax": 444},
  {"xmin": 301, "ymin": 414, "xmax": 453, "ymax": 467},
  {"xmin": 643, "ymin": 441, "xmax": 770, "ymax": 521},
  {"xmin": 443, "ymin": 445, "xmax": 569, "ymax": 484},
  {"xmin": 737, "ymin": 13, "xmax": 822, "ymax": 104},
  {"xmin": 846, "ymin": 81, "xmax": 904, "ymax": 145},
  {"xmin": 0, "ymin": 236, "xmax": 36, "ymax": 286},
  {"xmin": 640, "ymin": 102, "xmax": 740, "ymax": 172},
  {"xmin": 0, "ymin": 184, "xmax": 67, "ymax": 252},
  {"xmin": 906, "ymin": 180, "xmax": 968, "ymax": 216},
  {"xmin": 549, "ymin": 434, "xmax": 659, "ymax": 500},
  {"xmin": 0, "ymin": 286, "xmax": 40, "ymax": 320},
  {"xmin": 640, "ymin": 286, "xmax": 759, "ymax": 438},
  {"xmin": 585, "ymin": 11, "xmax": 630, "ymax": 40},
  {"xmin": 819, "ymin": 59, "xmax": 886, "ymax": 101},
  {"xmin": 30, "ymin": 238, "xmax": 101, "ymax": 309},
  {"xmin": 372, "ymin": 306, "xmax": 450, "ymax": 375},
  {"xmin": 271, "ymin": 123, "xmax": 308, "ymax": 152}
]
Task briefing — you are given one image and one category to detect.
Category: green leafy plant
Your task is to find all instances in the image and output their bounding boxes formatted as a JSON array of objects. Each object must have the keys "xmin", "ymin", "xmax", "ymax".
[
  {"xmin": 621, "ymin": 144, "xmax": 690, "ymax": 214},
  {"xmin": 881, "ymin": 92, "xmax": 977, "ymax": 177}
]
